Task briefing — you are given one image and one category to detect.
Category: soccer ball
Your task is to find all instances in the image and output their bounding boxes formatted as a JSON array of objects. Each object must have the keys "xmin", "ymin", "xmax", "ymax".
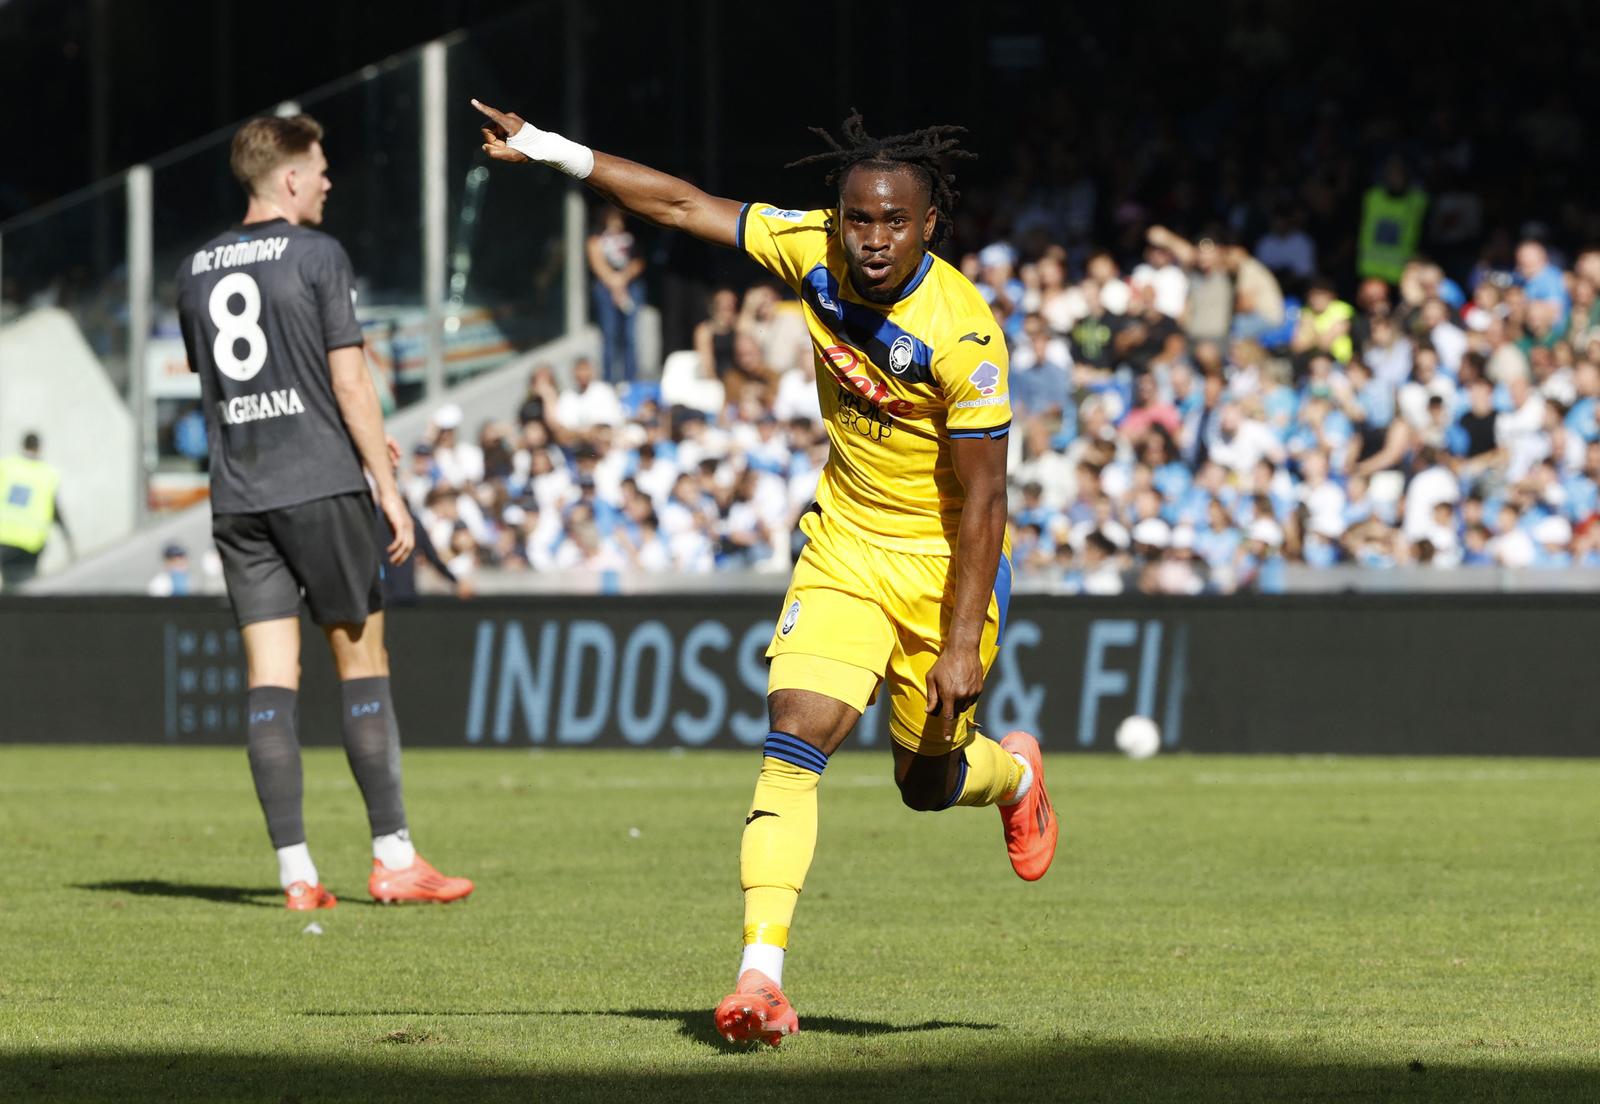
[{"xmin": 1114, "ymin": 715, "xmax": 1161, "ymax": 760}]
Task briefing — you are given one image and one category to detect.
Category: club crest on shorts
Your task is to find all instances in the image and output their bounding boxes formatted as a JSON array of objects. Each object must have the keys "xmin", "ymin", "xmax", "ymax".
[
  {"xmin": 780, "ymin": 599, "xmax": 802, "ymax": 636},
  {"xmin": 888, "ymin": 335, "xmax": 914, "ymax": 376}
]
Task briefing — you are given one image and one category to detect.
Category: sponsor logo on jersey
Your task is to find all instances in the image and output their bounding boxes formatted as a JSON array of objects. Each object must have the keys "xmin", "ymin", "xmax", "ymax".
[
  {"xmin": 758, "ymin": 207, "xmax": 808, "ymax": 223},
  {"xmin": 190, "ymin": 236, "xmax": 290, "ymax": 274},
  {"xmin": 959, "ymin": 331, "xmax": 993, "ymax": 345},
  {"xmin": 968, "ymin": 360, "xmax": 1001, "ymax": 397},
  {"xmin": 954, "ymin": 393, "xmax": 1009, "ymax": 409},
  {"xmin": 822, "ymin": 346, "xmax": 915, "ymax": 418},
  {"xmin": 888, "ymin": 335, "xmax": 914, "ymax": 376},
  {"xmin": 219, "ymin": 387, "xmax": 307, "ymax": 426},
  {"xmin": 780, "ymin": 599, "xmax": 801, "ymax": 636}
]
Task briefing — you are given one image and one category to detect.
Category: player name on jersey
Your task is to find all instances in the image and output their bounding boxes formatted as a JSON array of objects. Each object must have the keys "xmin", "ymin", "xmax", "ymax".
[
  {"xmin": 218, "ymin": 387, "xmax": 306, "ymax": 426},
  {"xmin": 190, "ymin": 237, "xmax": 291, "ymax": 275}
]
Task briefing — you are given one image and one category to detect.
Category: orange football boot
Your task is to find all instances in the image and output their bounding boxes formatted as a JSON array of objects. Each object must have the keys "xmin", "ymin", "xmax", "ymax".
[
  {"xmin": 284, "ymin": 881, "xmax": 337, "ymax": 910},
  {"xmin": 998, "ymin": 730, "xmax": 1059, "ymax": 881},
  {"xmin": 714, "ymin": 969, "xmax": 800, "ymax": 1047},
  {"xmin": 368, "ymin": 856, "xmax": 474, "ymax": 904}
]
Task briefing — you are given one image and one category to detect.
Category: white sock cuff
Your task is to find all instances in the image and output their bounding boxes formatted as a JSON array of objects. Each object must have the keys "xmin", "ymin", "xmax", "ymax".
[
  {"xmin": 506, "ymin": 123, "xmax": 595, "ymax": 179},
  {"xmin": 739, "ymin": 942, "xmax": 786, "ymax": 988},
  {"xmin": 276, "ymin": 843, "xmax": 318, "ymax": 889},
  {"xmin": 373, "ymin": 829, "xmax": 416, "ymax": 871},
  {"xmin": 1001, "ymin": 754, "xmax": 1034, "ymax": 806}
]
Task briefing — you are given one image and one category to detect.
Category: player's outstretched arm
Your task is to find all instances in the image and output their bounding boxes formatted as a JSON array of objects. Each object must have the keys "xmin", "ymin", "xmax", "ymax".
[
  {"xmin": 328, "ymin": 346, "xmax": 414, "ymax": 564},
  {"xmin": 926, "ymin": 436, "xmax": 1009, "ymax": 731},
  {"xmin": 472, "ymin": 99, "xmax": 742, "ymax": 249}
]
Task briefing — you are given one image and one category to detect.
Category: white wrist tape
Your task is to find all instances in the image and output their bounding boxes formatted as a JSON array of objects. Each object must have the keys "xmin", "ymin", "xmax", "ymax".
[{"xmin": 506, "ymin": 123, "xmax": 595, "ymax": 179}]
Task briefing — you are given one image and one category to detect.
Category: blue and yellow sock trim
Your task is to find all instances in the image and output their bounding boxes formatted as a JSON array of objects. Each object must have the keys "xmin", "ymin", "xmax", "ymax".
[{"xmin": 763, "ymin": 730, "xmax": 829, "ymax": 775}]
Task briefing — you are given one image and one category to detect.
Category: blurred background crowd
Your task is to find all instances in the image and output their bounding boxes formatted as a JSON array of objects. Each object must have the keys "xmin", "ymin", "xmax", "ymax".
[
  {"xmin": 9, "ymin": 3, "xmax": 1595, "ymax": 596},
  {"xmin": 390, "ymin": 11, "xmax": 1600, "ymax": 594},
  {"xmin": 401, "ymin": 207, "xmax": 1600, "ymax": 595}
]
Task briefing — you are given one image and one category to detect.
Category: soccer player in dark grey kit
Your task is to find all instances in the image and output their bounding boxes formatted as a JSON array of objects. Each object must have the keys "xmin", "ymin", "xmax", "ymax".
[{"xmin": 176, "ymin": 114, "xmax": 472, "ymax": 910}]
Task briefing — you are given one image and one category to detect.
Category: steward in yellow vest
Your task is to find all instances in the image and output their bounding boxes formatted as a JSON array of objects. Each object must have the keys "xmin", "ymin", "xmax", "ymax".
[{"xmin": 0, "ymin": 433, "xmax": 73, "ymax": 588}]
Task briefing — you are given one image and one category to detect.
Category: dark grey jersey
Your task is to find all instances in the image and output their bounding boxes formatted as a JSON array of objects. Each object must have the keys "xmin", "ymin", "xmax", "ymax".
[{"xmin": 176, "ymin": 218, "xmax": 369, "ymax": 515}]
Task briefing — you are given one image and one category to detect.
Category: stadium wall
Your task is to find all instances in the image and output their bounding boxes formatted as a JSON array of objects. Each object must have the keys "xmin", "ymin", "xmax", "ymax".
[{"xmin": 3, "ymin": 595, "xmax": 1596, "ymax": 756}]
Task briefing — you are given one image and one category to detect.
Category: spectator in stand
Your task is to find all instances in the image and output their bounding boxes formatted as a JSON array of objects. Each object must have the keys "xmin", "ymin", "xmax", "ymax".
[
  {"xmin": 975, "ymin": 241, "xmax": 1026, "ymax": 340},
  {"xmin": 1498, "ymin": 370, "xmax": 1548, "ymax": 481},
  {"xmin": 1398, "ymin": 347, "xmax": 1457, "ymax": 431},
  {"xmin": 772, "ymin": 351, "xmax": 823, "ymax": 426},
  {"xmin": 1030, "ymin": 251, "xmax": 1078, "ymax": 335},
  {"xmin": 147, "ymin": 543, "xmax": 193, "ymax": 597},
  {"xmin": 694, "ymin": 288, "xmax": 740, "ymax": 384},
  {"xmin": 1292, "ymin": 277, "xmax": 1355, "ymax": 364},
  {"xmin": 1130, "ymin": 237, "xmax": 1188, "ymax": 321},
  {"xmin": 1255, "ymin": 206, "xmax": 1317, "ymax": 286},
  {"xmin": 428, "ymin": 405, "xmax": 484, "ymax": 487},
  {"xmin": 1084, "ymin": 251, "xmax": 1131, "ymax": 315},
  {"xmin": 1146, "ymin": 225, "xmax": 1228, "ymax": 344},
  {"xmin": 1237, "ymin": 518, "xmax": 1287, "ymax": 593},
  {"xmin": 1223, "ymin": 234, "xmax": 1285, "ymax": 341},
  {"xmin": 1206, "ymin": 400, "xmax": 1285, "ymax": 478},
  {"xmin": 1417, "ymin": 297, "xmax": 1468, "ymax": 375},
  {"xmin": 1361, "ymin": 314, "xmax": 1413, "ymax": 393},
  {"xmin": 739, "ymin": 283, "xmax": 810, "ymax": 377},
  {"xmin": 1350, "ymin": 277, "xmax": 1392, "ymax": 351},
  {"xmin": 1515, "ymin": 238, "xmax": 1571, "ymax": 332},
  {"xmin": 1112, "ymin": 280, "xmax": 1184, "ymax": 377},
  {"xmin": 1066, "ymin": 280, "xmax": 1120, "ymax": 373},
  {"xmin": 1010, "ymin": 312, "xmax": 1074, "ymax": 425},
  {"xmin": 517, "ymin": 363, "xmax": 561, "ymax": 431},
  {"xmin": 1402, "ymin": 447, "xmax": 1459, "ymax": 543},
  {"xmin": 1357, "ymin": 156, "xmax": 1428, "ymax": 285},
  {"xmin": 1119, "ymin": 373, "xmax": 1181, "ymax": 442},
  {"xmin": 587, "ymin": 204, "xmax": 647, "ymax": 385},
  {"xmin": 724, "ymin": 332, "xmax": 779, "ymax": 408},
  {"xmin": 555, "ymin": 356, "xmax": 624, "ymax": 437}
]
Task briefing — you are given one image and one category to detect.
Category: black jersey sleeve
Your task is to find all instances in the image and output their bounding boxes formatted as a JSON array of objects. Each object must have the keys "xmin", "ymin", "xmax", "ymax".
[{"xmin": 309, "ymin": 239, "xmax": 365, "ymax": 351}]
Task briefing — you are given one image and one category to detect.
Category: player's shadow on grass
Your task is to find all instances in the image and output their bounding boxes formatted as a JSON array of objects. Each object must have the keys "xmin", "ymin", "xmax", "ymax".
[
  {"xmin": 74, "ymin": 879, "xmax": 400, "ymax": 909},
  {"xmin": 301, "ymin": 1008, "xmax": 997, "ymax": 1048},
  {"xmin": 562, "ymin": 1008, "xmax": 1000, "ymax": 1049},
  {"xmin": 74, "ymin": 879, "xmax": 290, "ymax": 909}
]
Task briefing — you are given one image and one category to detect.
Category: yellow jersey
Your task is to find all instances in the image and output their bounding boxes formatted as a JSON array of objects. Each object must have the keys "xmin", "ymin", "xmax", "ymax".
[{"xmin": 739, "ymin": 203, "xmax": 1012, "ymax": 555}]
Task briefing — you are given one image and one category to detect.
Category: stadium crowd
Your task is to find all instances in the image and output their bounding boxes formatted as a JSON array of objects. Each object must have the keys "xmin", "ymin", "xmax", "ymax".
[
  {"xmin": 345, "ymin": 18, "xmax": 1600, "ymax": 595},
  {"xmin": 405, "ymin": 219, "xmax": 1600, "ymax": 594}
]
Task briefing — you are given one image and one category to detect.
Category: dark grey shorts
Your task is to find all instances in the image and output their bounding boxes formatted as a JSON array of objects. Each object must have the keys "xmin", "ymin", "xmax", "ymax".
[{"xmin": 213, "ymin": 492, "xmax": 383, "ymax": 628}]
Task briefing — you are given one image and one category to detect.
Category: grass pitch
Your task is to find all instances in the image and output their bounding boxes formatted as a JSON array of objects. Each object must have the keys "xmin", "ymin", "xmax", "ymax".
[{"xmin": 1, "ymin": 746, "xmax": 1596, "ymax": 1102}]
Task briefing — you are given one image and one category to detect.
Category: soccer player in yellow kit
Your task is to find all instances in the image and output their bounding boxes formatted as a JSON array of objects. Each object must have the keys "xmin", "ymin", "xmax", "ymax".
[{"xmin": 474, "ymin": 102, "xmax": 1058, "ymax": 1046}]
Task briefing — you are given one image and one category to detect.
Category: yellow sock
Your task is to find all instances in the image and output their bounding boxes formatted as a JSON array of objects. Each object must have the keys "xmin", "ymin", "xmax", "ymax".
[
  {"xmin": 951, "ymin": 733, "xmax": 1024, "ymax": 808},
  {"xmin": 740, "ymin": 737, "xmax": 826, "ymax": 958}
]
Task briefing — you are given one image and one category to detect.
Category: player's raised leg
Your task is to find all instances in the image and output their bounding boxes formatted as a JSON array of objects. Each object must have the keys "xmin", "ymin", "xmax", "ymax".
[
  {"xmin": 885, "ymin": 546, "xmax": 1059, "ymax": 882},
  {"xmin": 239, "ymin": 615, "xmax": 334, "ymax": 910},
  {"xmin": 324, "ymin": 612, "xmax": 472, "ymax": 904},
  {"xmin": 891, "ymin": 726, "xmax": 1057, "ymax": 881}
]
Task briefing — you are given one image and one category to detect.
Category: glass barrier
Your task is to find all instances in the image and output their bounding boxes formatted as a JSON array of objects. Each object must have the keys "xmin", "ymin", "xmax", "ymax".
[
  {"xmin": 445, "ymin": 4, "xmax": 569, "ymax": 377},
  {"xmin": 297, "ymin": 55, "xmax": 429, "ymax": 410},
  {"xmin": 0, "ymin": 177, "xmax": 131, "ymax": 398},
  {"xmin": 0, "ymin": 176, "xmax": 135, "ymax": 575}
]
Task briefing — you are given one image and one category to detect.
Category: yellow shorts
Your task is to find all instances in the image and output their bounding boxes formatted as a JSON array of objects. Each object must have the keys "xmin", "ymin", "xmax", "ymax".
[{"xmin": 766, "ymin": 508, "xmax": 1012, "ymax": 756}]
